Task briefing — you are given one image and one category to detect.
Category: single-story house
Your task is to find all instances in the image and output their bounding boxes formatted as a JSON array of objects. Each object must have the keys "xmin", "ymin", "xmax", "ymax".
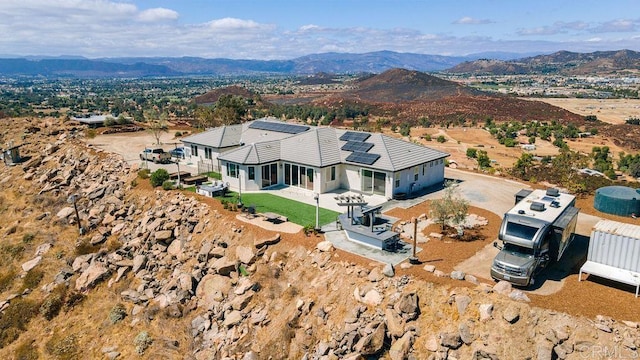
[{"xmin": 181, "ymin": 118, "xmax": 449, "ymax": 199}]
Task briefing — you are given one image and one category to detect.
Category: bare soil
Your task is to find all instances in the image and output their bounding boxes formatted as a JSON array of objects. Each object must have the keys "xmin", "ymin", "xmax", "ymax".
[{"xmin": 529, "ymin": 98, "xmax": 640, "ymax": 125}]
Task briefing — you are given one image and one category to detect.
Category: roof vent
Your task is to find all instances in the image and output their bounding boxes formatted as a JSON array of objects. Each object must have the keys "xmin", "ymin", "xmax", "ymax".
[
  {"xmin": 546, "ymin": 188, "xmax": 560, "ymax": 197},
  {"xmin": 530, "ymin": 202, "xmax": 546, "ymax": 212}
]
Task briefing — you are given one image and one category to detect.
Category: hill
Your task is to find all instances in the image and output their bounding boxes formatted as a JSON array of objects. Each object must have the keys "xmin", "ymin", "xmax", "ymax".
[
  {"xmin": 194, "ymin": 85, "xmax": 255, "ymax": 105},
  {"xmin": 310, "ymin": 68, "xmax": 584, "ymax": 124},
  {"xmin": 0, "ymin": 58, "xmax": 178, "ymax": 77},
  {"xmin": 447, "ymin": 49, "xmax": 640, "ymax": 75}
]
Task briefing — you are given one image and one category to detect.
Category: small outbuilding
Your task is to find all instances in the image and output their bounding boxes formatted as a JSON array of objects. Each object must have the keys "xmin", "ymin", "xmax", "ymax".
[
  {"xmin": 593, "ymin": 186, "xmax": 640, "ymax": 217},
  {"xmin": 2, "ymin": 144, "xmax": 22, "ymax": 166},
  {"xmin": 579, "ymin": 219, "xmax": 640, "ymax": 297}
]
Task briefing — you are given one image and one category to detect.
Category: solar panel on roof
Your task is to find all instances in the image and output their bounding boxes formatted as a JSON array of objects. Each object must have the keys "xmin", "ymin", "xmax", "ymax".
[
  {"xmin": 249, "ymin": 121, "xmax": 309, "ymax": 134},
  {"xmin": 345, "ymin": 151, "xmax": 380, "ymax": 165},
  {"xmin": 341, "ymin": 141, "xmax": 374, "ymax": 153},
  {"xmin": 339, "ymin": 131, "xmax": 370, "ymax": 142}
]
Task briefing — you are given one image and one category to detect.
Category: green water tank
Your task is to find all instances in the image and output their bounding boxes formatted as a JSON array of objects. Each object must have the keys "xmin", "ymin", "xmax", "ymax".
[{"xmin": 593, "ymin": 186, "xmax": 640, "ymax": 217}]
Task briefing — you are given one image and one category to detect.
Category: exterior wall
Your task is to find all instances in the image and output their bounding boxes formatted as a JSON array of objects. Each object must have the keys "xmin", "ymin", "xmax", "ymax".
[
  {"xmin": 343, "ymin": 165, "xmax": 362, "ymax": 192},
  {"xmin": 392, "ymin": 159, "xmax": 445, "ymax": 197},
  {"xmin": 321, "ymin": 165, "xmax": 341, "ymax": 193},
  {"xmin": 589, "ymin": 230, "xmax": 640, "ymax": 272}
]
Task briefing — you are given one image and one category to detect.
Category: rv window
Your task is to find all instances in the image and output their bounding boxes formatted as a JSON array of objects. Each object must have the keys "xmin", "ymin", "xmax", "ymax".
[
  {"xmin": 505, "ymin": 222, "xmax": 538, "ymax": 240},
  {"xmin": 503, "ymin": 243, "xmax": 534, "ymax": 256}
]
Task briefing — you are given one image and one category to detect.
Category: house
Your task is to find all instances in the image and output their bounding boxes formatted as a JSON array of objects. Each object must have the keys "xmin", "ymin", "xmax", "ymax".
[{"xmin": 181, "ymin": 118, "xmax": 449, "ymax": 199}]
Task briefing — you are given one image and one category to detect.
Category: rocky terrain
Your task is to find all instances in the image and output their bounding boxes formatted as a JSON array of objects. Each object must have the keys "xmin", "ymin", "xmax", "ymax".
[{"xmin": 0, "ymin": 117, "xmax": 639, "ymax": 359}]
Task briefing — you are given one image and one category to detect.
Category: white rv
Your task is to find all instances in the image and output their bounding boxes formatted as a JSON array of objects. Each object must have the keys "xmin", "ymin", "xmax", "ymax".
[{"xmin": 491, "ymin": 188, "xmax": 579, "ymax": 286}]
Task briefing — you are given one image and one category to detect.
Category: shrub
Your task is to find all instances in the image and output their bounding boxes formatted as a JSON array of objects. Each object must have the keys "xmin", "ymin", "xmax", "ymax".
[
  {"xmin": 45, "ymin": 332, "xmax": 78, "ymax": 360},
  {"xmin": 137, "ymin": 168, "xmax": 151, "ymax": 179},
  {"xmin": 22, "ymin": 233, "xmax": 36, "ymax": 244},
  {"xmin": 109, "ymin": 303, "xmax": 127, "ymax": 324},
  {"xmin": 22, "ymin": 269, "xmax": 44, "ymax": 291},
  {"xmin": 436, "ymin": 135, "xmax": 446, "ymax": 143},
  {"xmin": 134, "ymin": 331, "xmax": 153, "ymax": 355},
  {"xmin": 14, "ymin": 338, "xmax": 39, "ymax": 360},
  {"xmin": 174, "ymin": 131, "xmax": 182, "ymax": 137},
  {"xmin": 64, "ymin": 291, "xmax": 86, "ymax": 311},
  {"xmin": 85, "ymin": 128, "xmax": 97, "ymax": 139},
  {"xmin": 40, "ymin": 292, "xmax": 64, "ymax": 321},
  {"xmin": 74, "ymin": 238, "xmax": 97, "ymax": 256},
  {"xmin": 0, "ymin": 298, "xmax": 40, "ymax": 347},
  {"xmin": 0, "ymin": 269, "xmax": 16, "ymax": 292},
  {"xmin": 162, "ymin": 180, "xmax": 174, "ymax": 191},
  {"xmin": 423, "ymin": 134, "xmax": 432, "ymax": 141},
  {"xmin": 150, "ymin": 169, "xmax": 170, "ymax": 187}
]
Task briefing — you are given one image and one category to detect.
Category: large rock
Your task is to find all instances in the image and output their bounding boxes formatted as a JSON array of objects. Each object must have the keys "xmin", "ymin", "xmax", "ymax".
[
  {"xmin": 235, "ymin": 246, "xmax": 255, "ymax": 264},
  {"xmin": 455, "ymin": 294, "xmax": 472, "ymax": 316},
  {"xmin": 459, "ymin": 322, "xmax": 474, "ymax": 345},
  {"xmin": 354, "ymin": 322, "xmax": 386, "ymax": 355},
  {"xmin": 388, "ymin": 332, "xmax": 412, "ymax": 360},
  {"xmin": 210, "ymin": 257, "xmax": 236, "ymax": 276},
  {"xmin": 385, "ymin": 308, "xmax": 405, "ymax": 339},
  {"xmin": 254, "ymin": 233, "xmax": 280, "ymax": 248},
  {"xmin": 382, "ymin": 263, "xmax": 394, "ymax": 277},
  {"xmin": 362, "ymin": 289, "xmax": 383, "ymax": 306},
  {"xmin": 56, "ymin": 207, "xmax": 75, "ymax": 219},
  {"xmin": 75, "ymin": 262, "xmax": 111, "ymax": 291},
  {"xmin": 502, "ymin": 304, "xmax": 521, "ymax": 324},
  {"xmin": 196, "ymin": 274, "xmax": 232, "ymax": 309},
  {"xmin": 132, "ymin": 255, "xmax": 147, "ymax": 273},
  {"xmin": 21, "ymin": 256, "xmax": 42, "ymax": 272},
  {"xmin": 154, "ymin": 230, "xmax": 174, "ymax": 244},
  {"xmin": 393, "ymin": 292, "xmax": 419, "ymax": 321},
  {"xmin": 223, "ymin": 310, "xmax": 243, "ymax": 328},
  {"xmin": 316, "ymin": 240, "xmax": 334, "ymax": 252},
  {"xmin": 479, "ymin": 303, "xmax": 494, "ymax": 321},
  {"xmin": 440, "ymin": 331, "xmax": 462, "ymax": 349},
  {"xmin": 493, "ymin": 280, "xmax": 512, "ymax": 295}
]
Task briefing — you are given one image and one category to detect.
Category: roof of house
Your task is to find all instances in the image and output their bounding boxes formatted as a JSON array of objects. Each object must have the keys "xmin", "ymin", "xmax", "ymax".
[
  {"xmin": 209, "ymin": 119, "xmax": 448, "ymax": 172},
  {"xmin": 181, "ymin": 117, "xmax": 298, "ymax": 149}
]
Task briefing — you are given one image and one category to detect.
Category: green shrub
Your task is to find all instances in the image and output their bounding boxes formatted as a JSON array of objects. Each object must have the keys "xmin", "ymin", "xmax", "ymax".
[
  {"xmin": 1, "ymin": 244, "xmax": 25, "ymax": 260},
  {"xmin": 64, "ymin": 291, "xmax": 86, "ymax": 311},
  {"xmin": 150, "ymin": 169, "xmax": 170, "ymax": 187},
  {"xmin": 436, "ymin": 135, "xmax": 446, "ymax": 143},
  {"xmin": 137, "ymin": 168, "xmax": 151, "ymax": 179},
  {"xmin": 14, "ymin": 338, "xmax": 39, "ymax": 360},
  {"xmin": 45, "ymin": 332, "xmax": 78, "ymax": 360},
  {"xmin": 109, "ymin": 303, "xmax": 127, "ymax": 324},
  {"xmin": 174, "ymin": 131, "xmax": 182, "ymax": 137},
  {"xmin": 40, "ymin": 293, "xmax": 64, "ymax": 321},
  {"xmin": 0, "ymin": 269, "xmax": 16, "ymax": 292},
  {"xmin": 22, "ymin": 233, "xmax": 36, "ymax": 244},
  {"xmin": 162, "ymin": 180, "xmax": 174, "ymax": 191},
  {"xmin": 22, "ymin": 269, "xmax": 44, "ymax": 291},
  {"xmin": 134, "ymin": 331, "xmax": 153, "ymax": 355},
  {"xmin": 0, "ymin": 298, "xmax": 40, "ymax": 347}
]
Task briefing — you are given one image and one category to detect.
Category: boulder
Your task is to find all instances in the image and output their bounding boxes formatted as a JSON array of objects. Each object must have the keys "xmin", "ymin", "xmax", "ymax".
[
  {"xmin": 254, "ymin": 233, "xmax": 281, "ymax": 248},
  {"xmin": 354, "ymin": 322, "xmax": 386, "ymax": 355},
  {"xmin": 450, "ymin": 270, "xmax": 465, "ymax": 280},
  {"xmin": 196, "ymin": 274, "xmax": 232, "ymax": 309},
  {"xmin": 459, "ymin": 322, "xmax": 474, "ymax": 345},
  {"xmin": 502, "ymin": 304, "xmax": 520, "ymax": 324},
  {"xmin": 21, "ymin": 256, "xmax": 42, "ymax": 272},
  {"xmin": 56, "ymin": 207, "xmax": 75, "ymax": 219},
  {"xmin": 388, "ymin": 332, "xmax": 412, "ymax": 360},
  {"xmin": 393, "ymin": 292, "xmax": 419, "ymax": 321},
  {"xmin": 362, "ymin": 289, "xmax": 383, "ymax": 306},
  {"xmin": 316, "ymin": 241, "xmax": 334, "ymax": 252},
  {"xmin": 154, "ymin": 230, "xmax": 174, "ymax": 243},
  {"xmin": 479, "ymin": 303, "xmax": 494, "ymax": 321},
  {"xmin": 235, "ymin": 246, "xmax": 255, "ymax": 264},
  {"xmin": 75, "ymin": 262, "xmax": 111, "ymax": 291},
  {"xmin": 509, "ymin": 290, "xmax": 530, "ymax": 302},
  {"xmin": 440, "ymin": 331, "xmax": 462, "ymax": 349},
  {"xmin": 382, "ymin": 263, "xmax": 394, "ymax": 277},
  {"xmin": 455, "ymin": 294, "xmax": 472, "ymax": 316},
  {"xmin": 223, "ymin": 310, "xmax": 243, "ymax": 328},
  {"xmin": 423, "ymin": 264, "xmax": 436, "ymax": 272},
  {"xmin": 211, "ymin": 257, "xmax": 236, "ymax": 276},
  {"xmin": 384, "ymin": 308, "xmax": 405, "ymax": 339},
  {"xmin": 132, "ymin": 255, "xmax": 147, "ymax": 273},
  {"xmin": 493, "ymin": 280, "xmax": 512, "ymax": 295}
]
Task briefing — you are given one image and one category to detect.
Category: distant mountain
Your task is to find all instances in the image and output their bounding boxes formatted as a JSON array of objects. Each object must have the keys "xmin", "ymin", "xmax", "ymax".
[
  {"xmin": 0, "ymin": 50, "xmax": 637, "ymax": 78},
  {"xmin": 0, "ymin": 58, "xmax": 178, "ymax": 77},
  {"xmin": 447, "ymin": 49, "xmax": 640, "ymax": 75}
]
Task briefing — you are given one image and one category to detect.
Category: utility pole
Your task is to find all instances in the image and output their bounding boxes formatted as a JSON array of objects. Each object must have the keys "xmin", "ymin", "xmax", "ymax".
[
  {"xmin": 409, "ymin": 216, "xmax": 419, "ymax": 264},
  {"xmin": 314, "ymin": 193, "xmax": 320, "ymax": 231}
]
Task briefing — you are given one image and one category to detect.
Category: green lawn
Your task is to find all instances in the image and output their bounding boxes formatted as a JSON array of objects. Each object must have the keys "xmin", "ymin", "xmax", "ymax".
[{"xmin": 218, "ymin": 192, "xmax": 340, "ymax": 227}]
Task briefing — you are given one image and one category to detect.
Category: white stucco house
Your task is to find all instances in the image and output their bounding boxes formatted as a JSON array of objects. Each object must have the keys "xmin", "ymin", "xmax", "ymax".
[{"xmin": 181, "ymin": 118, "xmax": 448, "ymax": 199}]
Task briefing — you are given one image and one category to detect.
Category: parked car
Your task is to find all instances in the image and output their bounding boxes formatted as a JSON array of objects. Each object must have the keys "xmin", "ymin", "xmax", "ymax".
[
  {"xmin": 139, "ymin": 147, "xmax": 171, "ymax": 163},
  {"xmin": 170, "ymin": 147, "xmax": 186, "ymax": 159}
]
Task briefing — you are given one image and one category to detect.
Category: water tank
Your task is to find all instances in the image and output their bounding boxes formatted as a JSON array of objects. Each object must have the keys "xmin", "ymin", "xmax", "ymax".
[{"xmin": 593, "ymin": 186, "xmax": 640, "ymax": 217}]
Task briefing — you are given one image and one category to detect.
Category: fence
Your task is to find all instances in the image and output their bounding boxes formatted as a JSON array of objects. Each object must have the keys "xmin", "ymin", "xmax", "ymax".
[{"xmin": 197, "ymin": 160, "xmax": 220, "ymax": 175}]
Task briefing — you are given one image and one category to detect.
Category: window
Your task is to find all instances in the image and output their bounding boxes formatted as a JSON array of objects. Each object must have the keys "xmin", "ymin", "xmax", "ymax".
[
  {"xmin": 414, "ymin": 166, "xmax": 419, "ymax": 181},
  {"xmin": 430, "ymin": 161, "xmax": 433, "ymax": 167},
  {"xmin": 191, "ymin": 145, "xmax": 198, "ymax": 157},
  {"xmin": 439, "ymin": 159, "xmax": 443, "ymax": 164},
  {"xmin": 248, "ymin": 166, "xmax": 255, "ymax": 180},
  {"xmin": 394, "ymin": 173, "xmax": 400, "ymax": 188},
  {"xmin": 226, "ymin": 163, "xmax": 238, "ymax": 178},
  {"xmin": 330, "ymin": 166, "xmax": 336, "ymax": 181},
  {"xmin": 204, "ymin": 148, "xmax": 212, "ymax": 160},
  {"xmin": 422, "ymin": 164, "xmax": 426, "ymax": 176}
]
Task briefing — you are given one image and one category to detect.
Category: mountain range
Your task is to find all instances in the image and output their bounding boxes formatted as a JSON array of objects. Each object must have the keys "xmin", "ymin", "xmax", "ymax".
[{"xmin": 0, "ymin": 50, "xmax": 637, "ymax": 77}]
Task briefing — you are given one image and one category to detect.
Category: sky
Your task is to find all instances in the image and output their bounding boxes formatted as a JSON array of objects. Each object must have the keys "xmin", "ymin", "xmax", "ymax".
[{"xmin": 1, "ymin": 0, "xmax": 639, "ymax": 59}]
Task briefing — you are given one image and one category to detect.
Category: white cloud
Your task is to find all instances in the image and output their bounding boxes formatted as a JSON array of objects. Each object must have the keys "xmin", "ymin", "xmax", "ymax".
[
  {"xmin": 591, "ymin": 19, "xmax": 638, "ymax": 33},
  {"xmin": 137, "ymin": 8, "xmax": 179, "ymax": 22},
  {"xmin": 453, "ymin": 17, "xmax": 493, "ymax": 25}
]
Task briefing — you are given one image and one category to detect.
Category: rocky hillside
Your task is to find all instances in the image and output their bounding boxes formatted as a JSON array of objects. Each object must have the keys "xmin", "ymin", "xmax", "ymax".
[
  {"xmin": 0, "ymin": 118, "xmax": 638, "ymax": 359},
  {"xmin": 447, "ymin": 49, "xmax": 640, "ymax": 75}
]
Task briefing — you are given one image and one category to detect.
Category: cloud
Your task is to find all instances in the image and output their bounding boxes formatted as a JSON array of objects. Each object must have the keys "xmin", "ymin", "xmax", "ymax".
[
  {"xmin": 518, "ymin": 21, "xmax": 589, "ymax": 36},
  {"xmin": 453, "ymin": 17, "xmax": 493, "ymax": 25},
  {"xmin": 137, "ymin": 8, "xmax": 179, "ymax": 22},
  {"xmin": 590, "ymin": 19, "xmax": 638, "ymax": 33}
]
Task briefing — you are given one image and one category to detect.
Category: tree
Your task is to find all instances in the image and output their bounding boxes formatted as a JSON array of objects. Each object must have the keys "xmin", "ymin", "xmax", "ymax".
[
  {"xmin": 513, "ymin": 153, "xmax": 534, "ymax": 178},
  {"xmin": 429, "ymin": 181, "xmax": 469, "ymax": 231},
  {"xmin": 436, "ymin": 135, "xmax": 446, "ymax": 143},
  {"xmin": 150, "ymin": 169, "xmax": 170, "ymax": 187},
  {"xmin": 466, "ymin": 148, "xmax": 478, "ymax": 159},
  {"xmin": 476, "ymin": 150, "xmax": 491, "ymax": 169}
]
